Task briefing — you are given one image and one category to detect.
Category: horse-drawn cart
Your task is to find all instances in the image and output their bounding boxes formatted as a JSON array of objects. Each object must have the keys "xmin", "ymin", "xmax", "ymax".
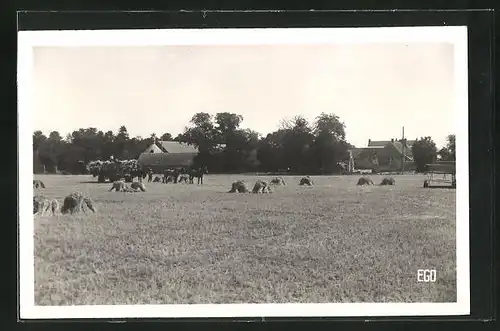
[{"xmin": 423, "ymin": 161, "xmax": 456, "ymax": 189}]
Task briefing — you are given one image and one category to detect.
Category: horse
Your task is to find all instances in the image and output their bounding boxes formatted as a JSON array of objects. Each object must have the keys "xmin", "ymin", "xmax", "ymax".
[
  {"xmin": 189, "ymin": 166, "xmax": 208, "ymax": 185},
  {"xmin": 163, "ymin": 168, "xmax": 180, "ymax": 183}
]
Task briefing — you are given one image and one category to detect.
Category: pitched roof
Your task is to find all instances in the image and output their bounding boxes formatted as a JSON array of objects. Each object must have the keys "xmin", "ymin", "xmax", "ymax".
[
  {"xmin": 368, "ymin": 139, "xmax": 416, "ymax": 147},
  {"xmin": 137, "ymin": 152, "xmax": 196, "ymax": 167},
  {"xmin": 157, "ymin": 141, "xmax": 199, "ymax": 154},
  {"xmin": 368, "ymin": 140, "xmax": 391, "ymax": 147},
  {"xmin": 144, "ymin": 143, "xmax": 164, "ymax": 154},
  {"xmin": 350, "ymin": 147, "xmax": 384, "ymax": 160},
  {"xmin": 390, "ymin": 141, "xmax": 414, "ymax": 160}
]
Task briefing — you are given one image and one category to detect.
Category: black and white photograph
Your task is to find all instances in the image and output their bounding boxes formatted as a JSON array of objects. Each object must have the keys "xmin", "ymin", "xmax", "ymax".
[{"xmin": 18, "ymin": 26, "xmax": 470, "ymax": 319}]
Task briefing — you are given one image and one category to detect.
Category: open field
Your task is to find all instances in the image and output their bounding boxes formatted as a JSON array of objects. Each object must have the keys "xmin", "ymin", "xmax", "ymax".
[{"xmin": 32, "ymin": 174, "xmax": 456, "ymax": 305}]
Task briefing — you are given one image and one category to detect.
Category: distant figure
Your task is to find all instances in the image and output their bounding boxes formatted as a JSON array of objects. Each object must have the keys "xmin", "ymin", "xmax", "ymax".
[{"xmin": 147, "ymin": 168, "xmax": 153, "ymax": 182}]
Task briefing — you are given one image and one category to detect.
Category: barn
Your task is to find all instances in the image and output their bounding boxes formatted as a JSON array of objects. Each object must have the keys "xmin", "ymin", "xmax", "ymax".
[{"xmin": 137, "ymin": 141, "xmax": 199, "ymax": 173}]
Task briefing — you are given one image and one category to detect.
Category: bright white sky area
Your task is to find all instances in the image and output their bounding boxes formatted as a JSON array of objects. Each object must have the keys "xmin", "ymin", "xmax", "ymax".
[{"xmin": 32, "ymin": 43, "xmax": 456, "ymax": 148}]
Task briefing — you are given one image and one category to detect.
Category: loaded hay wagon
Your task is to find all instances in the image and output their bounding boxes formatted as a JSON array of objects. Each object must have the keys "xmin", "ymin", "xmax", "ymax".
[
  {"xmin": 87, "ymin": 159, "xmax": 143, "ymax": 183},
  {"xmin": 423, "ymin": 161, "xmax": 456, "ymax": 189}
]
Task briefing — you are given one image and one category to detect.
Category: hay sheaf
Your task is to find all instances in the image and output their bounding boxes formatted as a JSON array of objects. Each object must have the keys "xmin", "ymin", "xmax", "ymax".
[
  {"xmin": 299, "ymin": 176, "xmax": 313, "ymax": 186},
  {"xmin": 252, "ymin": 180, "xmax": 272, "ymax": 193},
  {"xmin": 33, "ymin": 195, "xmax": 59, "ymax": 216},
  {"xmin": 130, "ymin": 182, "xmax": 146, "ymax": 192},
  {"xmin": 33, "ymin": 179, "xmax": 46, "ymax": 189},
  {"xmin": 270, "ymin": 176, "xmax": 286, "ymax": 186},
  {"xmin": 380, "ymin": 177, "xmax": 396, "ymax": 186},
  {"xmin": 228, "ymin": 180, "xmax": 250, "ymax": 193},
  {"xmin": 152, "ymin": 176, "xmax": 162, "ymax": 183},
  {"xmin": 357, "ymin": 177, "xmax": 374, "ymax": 185},
  {"xmin": 109, "ymin": 180, "xmax": 126, "ymax": 192},
  {"xmin": 61, "ymin": 192, "xmax": 96, "ymax": 214}
]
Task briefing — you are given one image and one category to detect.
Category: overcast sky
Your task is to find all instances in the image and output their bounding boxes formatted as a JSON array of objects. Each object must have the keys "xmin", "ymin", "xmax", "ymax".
[{"xmin": 32, "ymin": 43, "xmax": 456, "ymax": 148}]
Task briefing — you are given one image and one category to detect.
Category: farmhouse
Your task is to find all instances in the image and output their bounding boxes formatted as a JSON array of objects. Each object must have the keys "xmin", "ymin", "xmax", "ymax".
[
  {"xmin": 137, "ymin": 141, "xmax": 199, "ymax": 172},
  {"xmin": 350, "ymin": 138, "xmax": 416, "ymax": 172}
]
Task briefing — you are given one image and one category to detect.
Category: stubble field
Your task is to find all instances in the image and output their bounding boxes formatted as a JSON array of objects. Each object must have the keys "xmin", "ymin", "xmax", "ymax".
[{"xmin": 33, "ymin": 174, "xmax": 457, "ymax": 305}]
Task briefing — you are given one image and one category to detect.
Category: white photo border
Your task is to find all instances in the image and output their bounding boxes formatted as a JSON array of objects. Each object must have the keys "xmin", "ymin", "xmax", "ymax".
[{"xmin": 18, "ymin": 26, "xmax": 470, "ymax": 319}]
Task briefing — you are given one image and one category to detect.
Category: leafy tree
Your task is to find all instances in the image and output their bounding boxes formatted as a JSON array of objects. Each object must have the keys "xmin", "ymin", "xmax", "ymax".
[
  {"xmin": 214, "ymin": 112, "xmax": 244, "ymax": 137},
  {"xmin": 180, "ymin": 113, "xmax": 220, "ymax": 168},
  {"xmin": 281, "ymin": 116, "xmax": 315, "ymax": 173},
  {"xmin": 438, "ymin": 134, "xmax": 456, "ymax": 161},
  {"xmin": 412, "ymin": 136, "xmax": 438, "ymax": 172},
  {"xmin": 257, "ymin": 130, "xmax": 287, "ymax": 172},
  {"xmin": 213, "ymin": 113, "xmax": 246, "ymax": 172},
  {"xmin": 160, "ymin": 132, "xmax": 173, "ymax": 141},
  {"xmin": 312, "ymin": 113, "xmax": 348, "ymax": 173},
  {"xmin": 33, "ymin": 131, "xmax": 47, "ymax": 151},
  {"xmin": 114, "ymin": 125, "xmax": 129, "ymax": 158}
]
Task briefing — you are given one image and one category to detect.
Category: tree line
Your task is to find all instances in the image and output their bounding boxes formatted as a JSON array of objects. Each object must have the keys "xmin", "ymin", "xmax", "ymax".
[{"xmin": 33, "ymin": 112, "xmax": 455, "ymax": 174}]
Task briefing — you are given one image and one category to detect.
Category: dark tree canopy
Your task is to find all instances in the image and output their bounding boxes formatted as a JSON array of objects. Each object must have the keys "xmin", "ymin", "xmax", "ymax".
[
  {"xmin": 411, "ymin": 136, "xmax": 438, "ymax": 172},
  {"xmin": 33, "ymin": 112, "xmax": 449, "ymax": 175}
]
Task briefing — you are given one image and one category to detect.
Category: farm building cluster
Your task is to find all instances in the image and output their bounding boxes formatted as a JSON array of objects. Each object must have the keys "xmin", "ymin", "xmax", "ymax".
[{"xmin": 348, "ymin": 138, "xmax": 416, "ymax": 173}]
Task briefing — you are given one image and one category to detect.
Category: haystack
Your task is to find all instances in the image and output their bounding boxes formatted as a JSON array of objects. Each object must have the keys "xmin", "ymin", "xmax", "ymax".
[
  {"xmin": 270, "ymin": 176, "xmax": 286, "ymax": 185},
  {"xmin": 61, "ymin": 192, "xmax": 96, "ymax": 214},
  {"xmin": 130, "ymin": 182, "xmax": 146, "ymax": 192},
  {"xmin": 33, "ymin": 195, "xmax": 59, "ymax": 216},
  {"xmin": 153, "ymin": 176, "xmax": 162, "ymax": 183},
  {"xmin": 33, "ymin": 179, "xmax": 46, "ymax": 189},
  {"xmin": 109, "ymin": 180, "xmax": 126, "ymax": 192},
  {"xmin": 228, "ymin": 180, "xmax": 250, "ymax": 193},
  {"xmin": 252, "ymin": 180, "xmax": 271, "ymax": 193},
  {"xmin": 380, "ymin": 177, "xmax": 396, "ymax": 186},
  {"xmin": 357, "ymin": 177, "xmax": 374, "ymax": 185},
  {"xmin": 299, "ymin": 176, "xmax": 313, "ymax": 186}
]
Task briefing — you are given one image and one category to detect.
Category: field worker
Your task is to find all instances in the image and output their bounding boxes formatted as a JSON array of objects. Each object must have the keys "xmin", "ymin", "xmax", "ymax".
[{"xmin": 147, "ymin": 168, "xmax": 153, "ymax": 182}]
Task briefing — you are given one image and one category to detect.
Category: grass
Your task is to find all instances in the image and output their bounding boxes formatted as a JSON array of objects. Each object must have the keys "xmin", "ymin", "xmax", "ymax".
[{"xmin": 33, "ymin": 174, "xmax": 456, "ymax": 305}]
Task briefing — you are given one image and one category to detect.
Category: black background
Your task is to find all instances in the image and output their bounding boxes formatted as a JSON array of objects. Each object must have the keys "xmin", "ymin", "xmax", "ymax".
[{"xmin": 6, "ymin": 4, "xmax": 497, "ymax": 331}]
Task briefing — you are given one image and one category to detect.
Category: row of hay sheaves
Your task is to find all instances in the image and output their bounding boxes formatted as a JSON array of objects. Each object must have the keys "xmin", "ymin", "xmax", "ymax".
[{"xmin": 32, "ymin": 176, "xmax": 395, "ymax": 216}]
